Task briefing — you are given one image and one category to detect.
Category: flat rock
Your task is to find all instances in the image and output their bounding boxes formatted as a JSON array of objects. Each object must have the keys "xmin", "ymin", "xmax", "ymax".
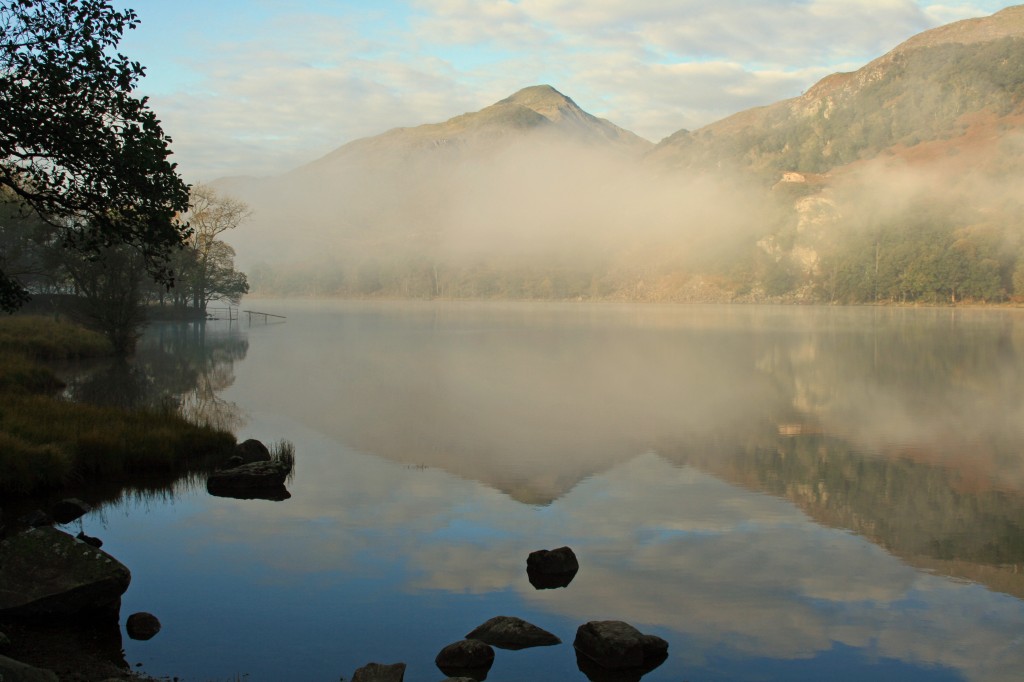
[
  {"xmin": 206, "ymin": 461, "xmax": 289, "ymax": 494},
  {"xmin": 0, "ymin": 527, "xmax": 130, "ymax": 618},
  {"xmin": 0, "ymin": 655, "xmax": 59, "ymax": 682},
  {"xmin": 466, "ymin": 615, "xmax": 561, "ymax": 650},
  {"xmin": 435, "ymin": 639, "xmax": 495, "ymax": 678},
  {"xmin": 351, "ymin": 661, "xmax": 406, "ymax": 682},
  {"xmin": 573, "ymin": 621, "xmax": 668, "ymax": 672}
]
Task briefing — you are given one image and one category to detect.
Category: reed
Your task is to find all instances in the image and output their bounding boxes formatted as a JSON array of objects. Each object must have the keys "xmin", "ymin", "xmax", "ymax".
[{"xmin": 0, "ymin": 315, "xmax": 236, "ymax": 497}]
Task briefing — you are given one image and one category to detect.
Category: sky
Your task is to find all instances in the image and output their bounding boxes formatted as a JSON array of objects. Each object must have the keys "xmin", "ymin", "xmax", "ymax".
[{"xmin": 110, "ymin": 0, "xmax": 1013, "ymax": 182}]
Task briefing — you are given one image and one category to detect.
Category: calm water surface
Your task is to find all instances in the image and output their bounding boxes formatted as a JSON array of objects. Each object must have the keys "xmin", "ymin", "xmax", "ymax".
[{"xmin": 74, "ymin": 301, "xmax": 1024, "ymax": 681}]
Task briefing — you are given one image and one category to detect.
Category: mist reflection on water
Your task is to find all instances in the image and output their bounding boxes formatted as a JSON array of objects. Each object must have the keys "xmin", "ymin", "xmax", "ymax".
[{"xmin": 92, "ymin": 301, "xmax": 1024, "ymax": 681}]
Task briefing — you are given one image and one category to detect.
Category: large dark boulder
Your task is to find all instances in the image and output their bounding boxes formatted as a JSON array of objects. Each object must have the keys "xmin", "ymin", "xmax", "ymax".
[
  {"xmin": 435, "ymin": 639, "xmax": 495, "ymax": 679},
  {"xmin": 206, "ymin": 461, "xmax": 290, "ymax": 499},
  {"xmin": 573, "ymin": 621, "xmax": 668, "ymax": 672},
  {"xmin": 126, "ymin": 612, "xmax": 161, "ymax": 640},
  {"xmin": 351, "ymin": 661, "xmax": 406, "ymax": 682},
  {"xmin": 0, "ymin": 527, "xmax": 130, "ymax": 618},
  {"xmin": 466, "ymin": 615, "xmax": 561, "ymax": 650}
]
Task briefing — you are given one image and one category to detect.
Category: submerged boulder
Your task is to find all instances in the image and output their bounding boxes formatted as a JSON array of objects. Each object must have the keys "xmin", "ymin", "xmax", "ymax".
[
  {"xmin": 573, "ymin": 621, "xmax": 668, "ymax": 672},
  {"xmin": 351, "ymin": 661, "xmax": 406, "ymax": 682},
  {"xmin": 466, "ymin": 615, "xmax": 561, "ymax": 650},
  {"xmin": 0, "ymin": 527, "xmax": 131, "ymax": 618},
  {"xmin": 206, "ymin": 461, "xmax": 290, "ymax": 498}
]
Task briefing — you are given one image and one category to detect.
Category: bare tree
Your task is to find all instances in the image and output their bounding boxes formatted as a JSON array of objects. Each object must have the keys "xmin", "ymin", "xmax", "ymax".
[{"xmin": 178, "ymin": 184, "xmax": 251, "ymax": 312}]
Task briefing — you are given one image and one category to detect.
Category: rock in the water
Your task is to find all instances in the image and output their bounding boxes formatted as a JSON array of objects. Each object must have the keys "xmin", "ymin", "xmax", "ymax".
[
  {"xmin": 206, "ymin": 461, "xmax": 289, "ymax": 496},
  {"xmin": 126, "ymin": 612, "xmax": 161, "ymax": 640},
  {"xmin": 76, "ymin": 531, "xmax": 102, "ymax": 548},
  {"xmin": 0, "ymin": 527, "xmax": 131, "ymax": 618},
  {"xmin": 466, "ymin": 615, "xmax": 561, "ymax": 650},
  {"xmin": 351, "ymin": 661, "xmax": 406, "ymax": 682},
  {"xmin": 435, "ymin": 639, "xmax": 495, "ymax": 678},
  {"xmin": 234, "ymin": 438, "xmax": 272, "ymax": 464},
  {"xmin": 0, "ymin": 654, "xmax": 59, "ymax": 682},
  {"xmin": 527, "ymin": 546, "xmax": 579, "ymax": 589},
  {"xmin": 573, "ymin": 621, "xmax": 668, "ymax": 672},
  {"xmin": 527, "ymin": 546, "xmax": 579, "ymax": 574},
  {"xmin": 50, "ymin": 498, "xmax": 91, "ymax": 524}
]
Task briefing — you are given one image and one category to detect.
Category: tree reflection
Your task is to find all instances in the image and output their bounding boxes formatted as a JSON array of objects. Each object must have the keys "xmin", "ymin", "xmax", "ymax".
[{"xmin": 63, "ymin": 320, "xmax": 248, "ymax": 431}]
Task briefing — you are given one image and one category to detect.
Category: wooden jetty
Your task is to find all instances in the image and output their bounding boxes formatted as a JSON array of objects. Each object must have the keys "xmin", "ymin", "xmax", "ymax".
[{"xmin": 243, "ymin": 309, "xmax": 287, "ymax": 325}]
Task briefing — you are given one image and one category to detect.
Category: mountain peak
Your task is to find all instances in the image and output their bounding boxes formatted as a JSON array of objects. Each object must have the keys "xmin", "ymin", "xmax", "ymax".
[
  {"xmin": 497, "ymin": 85, "xmax": 582, "ymax": 121},
  {"xmin": 897, "ymin": 4, "xmax": 1024, "ymax": 52}
]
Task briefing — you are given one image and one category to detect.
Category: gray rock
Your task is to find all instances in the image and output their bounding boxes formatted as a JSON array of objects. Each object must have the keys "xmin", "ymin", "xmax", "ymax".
[
  {"xmin": 435, "ymin": 639, "xmax": 494, "ymax": 678},
  {"xmin": 0, "ymin": 527, "xmax": 131, "ymax": 618},
  {"xmin": 466, "ymin": 615, "xmax": 561, "ymax": 650},
  {"xmin": 0, "ymin": 654, "xmax": 59, "ymax": 681},
  {"xmin": 527, "ymin": 546, "xmax": 579, "ymax": 574},
  {"xmin": 50, "ymin": 498, "xmax": 91, "ymax": 524},
  {"xmin": 573, "ymin": 621, "xmax": 668, "ymax": 671},
  {"xmin": 234, "ymin": 438, "xmax": 272, "ymax": 464},
  {"xmin": 0, "ymin": 630, "xmax": 9, "ymax": 651},
  {"xmin": 351, "ymin": 661, "xmax": 406, "ymax": 682},
  {"xmin": 126, "ymin": 611, "xmax": 161, "ymax": 640}
]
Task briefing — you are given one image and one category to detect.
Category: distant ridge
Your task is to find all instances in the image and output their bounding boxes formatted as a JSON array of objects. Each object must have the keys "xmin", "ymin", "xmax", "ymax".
[{"xmin": 649, "ymin": 4, "xmax": 1024, "ymax": 174}]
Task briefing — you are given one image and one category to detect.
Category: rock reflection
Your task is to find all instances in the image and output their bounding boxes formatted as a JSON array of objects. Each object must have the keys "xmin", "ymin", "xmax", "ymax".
[{"xmin": 575, "ymin": 649, "xmax": 667, "ymax": 682}]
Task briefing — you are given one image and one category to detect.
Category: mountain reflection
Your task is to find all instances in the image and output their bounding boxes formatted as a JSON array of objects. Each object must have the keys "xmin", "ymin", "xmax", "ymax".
[
  {"xmin": 225, "ymin": 302, "xmax": 1024, "ymax": 598},
  {"xmin": 99, "ymin": 302, "xmax": 1024, "ymax": 681}
]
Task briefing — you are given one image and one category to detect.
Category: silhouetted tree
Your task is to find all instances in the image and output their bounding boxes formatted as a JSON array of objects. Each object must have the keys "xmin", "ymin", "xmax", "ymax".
[{"xmin": 0, "ymin": 0, "xmax": 190, "ymax": 312}]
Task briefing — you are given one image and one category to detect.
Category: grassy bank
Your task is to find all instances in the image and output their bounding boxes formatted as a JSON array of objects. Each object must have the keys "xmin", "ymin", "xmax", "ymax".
[{"xmin": 0, "ymin": 316, "xmax": 235, "ymax": 497}]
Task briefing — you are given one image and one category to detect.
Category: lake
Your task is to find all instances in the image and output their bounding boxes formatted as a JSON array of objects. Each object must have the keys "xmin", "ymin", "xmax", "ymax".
[{"xmin": 70, "ymin": 300, "xmax": 1024, "ymax": 681}]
